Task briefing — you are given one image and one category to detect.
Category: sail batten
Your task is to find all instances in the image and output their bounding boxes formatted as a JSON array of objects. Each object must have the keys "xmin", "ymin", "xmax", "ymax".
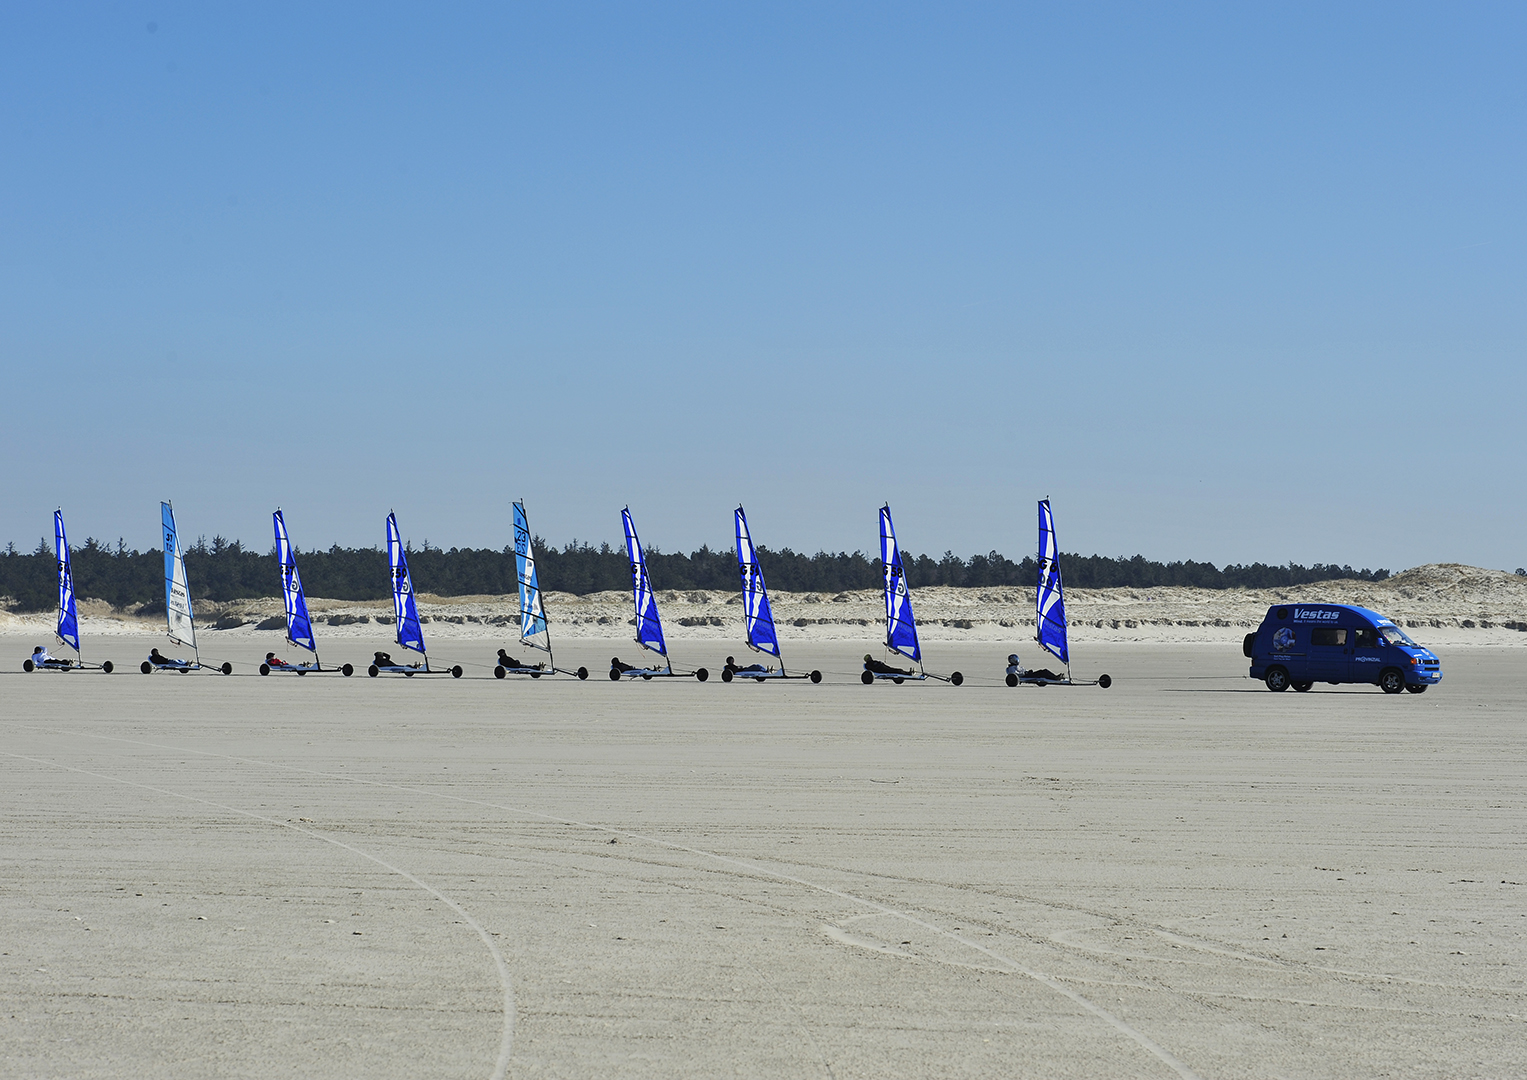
[
  {"xmin": 734, "ymin": 506, "xmax": 780, "ymax": 657},
  {"xmin": 622, "ymin": 508, "xmax": 667, "ymax": 656},
  {"xmin": 387, "ymin": 512, "xmax": 426, "ymax": 654},
  {"xmin": 274, "ymin": 510, "xmax": 316, "ymax": 653},
  {"xmin": 879, "ymin": 505, "xmax": 921, "ymax": 662},
  {"xmin": 55, "ymin": 510, "xmax": 79, "ymax": 653},
  {"xmin": 161, "ymin": 502, "xmax": 197, "ymax": 650},
  {"xmin": 513, "ymin": 501, "xmax": 550, "ymax": 652},
  {"xmin": 1036, "ymin": 498, "xmax": 1069, "ymax": 665}
]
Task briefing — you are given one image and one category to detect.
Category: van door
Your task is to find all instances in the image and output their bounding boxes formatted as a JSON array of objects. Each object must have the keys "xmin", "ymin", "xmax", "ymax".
[
  {"xmin": 1350, "ymin": 625, "xmax": 1384, "ymax": 685},
  {"xmin": 1306, "ymin": 625, "xmax": 1350, "ymax": 682}
]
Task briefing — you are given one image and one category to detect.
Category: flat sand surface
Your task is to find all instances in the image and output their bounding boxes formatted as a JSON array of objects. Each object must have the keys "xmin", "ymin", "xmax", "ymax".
[{"xmin": 3, "ymin": 635, "xmax": 1523, "ymax": 1079}]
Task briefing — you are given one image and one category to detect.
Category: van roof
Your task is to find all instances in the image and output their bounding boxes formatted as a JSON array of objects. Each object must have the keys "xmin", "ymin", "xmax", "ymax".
[{"xmin": 1267, "ymin": 603, "xmax": 1392, "ymax": 626}]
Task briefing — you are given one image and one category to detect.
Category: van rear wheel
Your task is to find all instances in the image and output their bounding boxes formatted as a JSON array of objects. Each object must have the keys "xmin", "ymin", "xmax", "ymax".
[
  {"xmin": 1265, "ymin": 667, "xmax": 1290, "ymax": 692},
  {"xmin": 1379, "ymin": 668, "xmax": 1405, "ymax": 694}
]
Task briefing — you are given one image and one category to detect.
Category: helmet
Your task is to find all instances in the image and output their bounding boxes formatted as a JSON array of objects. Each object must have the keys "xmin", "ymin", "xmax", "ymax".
[{"xmin": 1008, "ymin": 654, "xmax": 1020, "ymax": 665}]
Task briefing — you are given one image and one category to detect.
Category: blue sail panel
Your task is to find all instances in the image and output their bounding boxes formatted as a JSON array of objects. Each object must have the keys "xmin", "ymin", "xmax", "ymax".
[
  {"xmin": 622, "ymin": 508, "xmax": 667, "ymax": 656},
  {"xmin": 513, "ymin": 501, "xmax": 549, "ymax": 648},
  {"xmin": 274, "ymin": 510, "xmax": 315, "ymax": 653},
  {"xmin": 879, "ymin": 505, "xmax": 921, "ymax": 662},
  {"xmin": 734, "ymin": 506, "xmax": 780, "ymax": 657},
  {"xmin": 1036, "ymin": 499, "xmax": 1069, "ymax": 665},
  {"xmin": 55, "ymin": 510, "xmax": 79, "ymax": 652},
  {"xmin": 387, "ymin": 512, "xmax": 427, "ymax": 654}
]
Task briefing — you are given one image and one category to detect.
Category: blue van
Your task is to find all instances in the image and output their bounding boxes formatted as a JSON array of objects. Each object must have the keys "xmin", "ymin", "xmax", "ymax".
[{"xmin": 1244, "ymin": 604, "xmax": 1442, "ymax": 694}]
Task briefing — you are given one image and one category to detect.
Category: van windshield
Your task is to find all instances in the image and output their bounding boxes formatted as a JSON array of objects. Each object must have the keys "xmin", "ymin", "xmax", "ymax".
[{"xmin": 1378, "ymin": 625, "xmax": 1416, "ymax": 647}]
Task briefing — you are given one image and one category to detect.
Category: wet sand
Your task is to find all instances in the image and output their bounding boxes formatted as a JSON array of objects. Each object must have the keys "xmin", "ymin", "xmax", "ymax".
[{"xmin": 3, "ymin": 635, "xmax": 1523, "ymax": 1078}]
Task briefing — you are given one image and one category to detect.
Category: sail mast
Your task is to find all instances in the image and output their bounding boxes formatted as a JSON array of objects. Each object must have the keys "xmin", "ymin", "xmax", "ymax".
[
  {"xmin": 55, "ymin": 509, "xmax": 80, "ymax": 661},
  {"xmin": 274, "ymin": 509, "xmax": 319, "ymax": 665},
  {"xmin": 734, "ymin": 506, "xmax": 781, "ymax": 660},
  {"xmin": 387, "ymin": 512, "xmax": 428, "ymax": 665},
  {"xmin": 1036, "ymin": 497, "xmax": 1070, "ymax": 676},
  {"xmin": 513, "ymin": 500, "xmax": 553, "ymax": 667},
  {"xmin": 622, "ymin": 507, "xmax": 671, "ymax": 674},
  {"xmin": 878, "ymin": 504, "xmax": 922, "ymax": 673},
  {"xmin": 161, "ymin": 501, "xmax": 199, "ymax": 664}
]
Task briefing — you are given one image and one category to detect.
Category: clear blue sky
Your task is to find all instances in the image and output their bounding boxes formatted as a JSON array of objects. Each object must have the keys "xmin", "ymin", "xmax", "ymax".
[{"xmin": 3, "ymin": 3, "xmax": 1523, "ymax": 571}]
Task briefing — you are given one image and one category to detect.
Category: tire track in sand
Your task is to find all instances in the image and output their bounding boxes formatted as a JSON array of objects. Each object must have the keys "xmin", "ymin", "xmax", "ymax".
[{"xmin": 2, "ymin": 751, "xmax": 516, "ymax": 1080}]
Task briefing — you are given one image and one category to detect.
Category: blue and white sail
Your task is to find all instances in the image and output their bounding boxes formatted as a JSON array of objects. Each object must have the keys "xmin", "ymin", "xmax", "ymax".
[
  {"xmin": 1036, "ymin": 498, "xmax": 1069, "ymax": 665},
  {"xmin": 161, "ymin": 501, "xmax": 197, "ymax": 650},
  {"xmin": 273, "ymin": 509, "xmax": 315, "ymax": 653},
  {"xmin": 55, "ymin": 510, "xmax": 79, "ymax": 653},
  {"xmin": 879, "ymin": 504, "xmax": 921, "ymax": 662},
  {"xmin": 622, "ymin": 508, "xmax": 667, "ymax": 656},
  {"xmin": 387, "ymin": 512, "xmax": 426, "ymax": 654},
  {"xmin": 734, "ymin": 505, "xmax": 780, "ymax": 657},
  {"xmin": 513, "ymin": 501, "xmax": 550, "ymax": 651}
]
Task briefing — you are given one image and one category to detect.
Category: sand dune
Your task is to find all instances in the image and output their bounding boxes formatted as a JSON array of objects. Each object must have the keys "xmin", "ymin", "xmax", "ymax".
[{"xmin": 5, "ymin": 563, "xmax": 1525, "ymax": 647}]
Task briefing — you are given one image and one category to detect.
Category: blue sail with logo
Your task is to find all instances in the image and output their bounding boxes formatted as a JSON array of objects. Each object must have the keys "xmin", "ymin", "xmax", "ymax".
[
  {"xmin": 55, "ymin": 510, "xmax": 79, "ymax": 653},
  {"xmin": 879, "ymin": 504, "xmax": 921, "ymax": 662},
  {"xmin": 273, "ymin": 509, "xmax": 315, "ymax": 653},
  {"xmin": 513, "ymin": 501, "xmax": 550, "ymax": 651},
  {"xmin": 387, "ymin": 512, "xmax": 426, "ymax": 654},
  {"xmin": 734, "ymin": 505, "xmax": 780, "ymax": 657},
  {"xmin": 1036, "ymin": 498, "xmax": 1069, "ymax": 665},
  {"xmin": 622, "ymin": 508, "xmax": 667, "ymax": 656}
]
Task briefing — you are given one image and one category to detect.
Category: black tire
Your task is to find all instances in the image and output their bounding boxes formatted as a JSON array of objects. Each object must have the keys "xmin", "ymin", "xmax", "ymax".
[
  {"xmin": 1098, "ymin": 674, "xmax": 1112, "ymax": 689},
  {"xmin": 260, "ymin": 664, "xmax": 270, "ymax": 676},
  {"xmin": 1406, "ymin": 683, "xmax": 1427, "ymax": 694},
  {"xmin": 404, "ymin": 671, "xmax": 414, "ymax": 677},
  {"xmin": 221, "ymin": 662, "xmax": 233, "ymax": 675},
  {"xmin": 756, "ymin": 676, "xmax": 766, "ymax": 683},
  {"xmin": 23, "ymin": 659, "xmax": 33, "ymax": 672},
  {"xmin": 141, "ymin": 661, "xmax": 153, "ymax": 674},
  {"xmin": 861, "ymin": 670, "xmax": 874, "ymax": 684},
  {"xmin": 641, "ymin": 673, "xmax": 651, "ymax": 681},
  {"xmin": 950, "ymin": 671, "xmax": 963, "ymax": 686},
  {"xmin": 696, "ymin": 668, "xmax": 708, "ymax": 682},
  {"xmin": 180, "ymin": 667, "xmax": 190, "ymax": 674},
  {"xmin": 721, "ymin": 668, "xmax": 733, "ymax": 683},
  {"xmin": 1293, "ymin": 681, "xmax": 1313, "ymax": 693},
  {"xmin": 609, "ymin": 668, "xmax": 621, "ymax": 681},
  {"xmin": 1006, "ymin": 672, "xmax": 1018, "ymax": 687},
  {"xmin": 368, "ymin": 665, "xmax": 379, "ymax": 677},
  {"xmin": 893, "ymin": 677, "xmax": 904, "ymax": 684},
  {"xmin": 1379, "ymin": 668, "xmax": 1405, "ymax": 694},
  {"xmin": 494, "ymin": 666, "xmax": 506, "ymax": 679},
  {"xmin": 809, "ymin": 670, "xmax": 822, "ymax": 684},
  {"xmin": 1265, "ymin": 666, "xmax": 1290, "ymax": 692},
  {"xmin": 342, "ymin": 664, "xmax": 354, "ymax": 677},
  {"xmin": 576, "ymin": 667, "xmax": 588, "ymax": 680},
  {"xmin": 1243, "ymin": 633, "xmax": 1257, "ymax": 659},
  {"xmin": 102, "ymin": 660, "xmax": 113, "ymax": 673},
  {"xmin": 530, "ymin": 671, "xmax": 540, "ymax": 679},
  {"xmin": 451, "ymin": 666, "xmax": 463, "ymax": 679}
]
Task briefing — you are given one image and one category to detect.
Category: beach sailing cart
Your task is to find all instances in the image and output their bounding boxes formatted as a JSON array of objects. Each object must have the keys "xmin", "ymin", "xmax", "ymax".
[
  {"xmin": 720, "ymin": 506, "xmax": 821, "ymax": 683},
  {"xmin": 259, "ymin": 509, "xmax": 353, "ymax": 676},
  {"xmin": 1005, "ymin": 499, "xmax": 1110, "ymax": 689},
  {"xmin": 861, "ymin": 505, "xmax": 962, "ymax": 685},
  {"xmin": 23, "ymin": 509, "xmax": 114, "ymax": 673},
  {"xmin": 492, "ymin": 500, "xmax": 588, "ymax": 680},
  {"xmin": 142, "ymin": 502, "xmax": 233, "ymax": 675},
  {"xmin": 609, "ymin": 508, "xmax": 708, "ymax": 681},
  {"xmin": 368, "ymin": 512, "xmax": 462, "ymax": 678}
]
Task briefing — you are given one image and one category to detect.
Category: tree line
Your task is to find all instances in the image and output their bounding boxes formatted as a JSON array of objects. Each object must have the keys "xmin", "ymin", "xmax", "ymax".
[{"xmin": 0, "ymin": 534, "xmax": 1392, "ymax": 613}]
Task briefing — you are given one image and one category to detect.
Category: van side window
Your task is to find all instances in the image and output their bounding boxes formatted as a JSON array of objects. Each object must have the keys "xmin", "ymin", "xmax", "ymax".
[
  {"xmin": 1311, "ymin": 627, "xmax": 1348, "ymax": 646},
  {"xmin": 1353, "ymin": 628, "xmax": 1377, "ymax": 647}
]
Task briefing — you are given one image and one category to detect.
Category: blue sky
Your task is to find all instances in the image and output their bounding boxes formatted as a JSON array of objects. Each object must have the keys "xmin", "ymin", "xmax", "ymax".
[{"xmin": 2, "ymin": 3, "xmax": 1523, "ymax": 570}]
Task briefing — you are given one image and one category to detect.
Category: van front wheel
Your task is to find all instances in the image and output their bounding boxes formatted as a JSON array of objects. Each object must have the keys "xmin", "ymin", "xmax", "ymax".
[
  {"xmin": 1406, "ymin": 683, "xmax": 1427, "ymax": 693},
  {"xmin": 1379, "ymin": 668, "xmax": 1405, "ymax": 694},
  {"xmin": 1265, "ymin": 667, "xmax": 1290, "ymax": 692},
  {"xmin": 1293, "ymin": 681, "xmax": 1313, "ymax": 693}
]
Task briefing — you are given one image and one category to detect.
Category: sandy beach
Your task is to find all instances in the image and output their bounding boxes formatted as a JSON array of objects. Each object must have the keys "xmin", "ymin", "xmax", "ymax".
[{"xmin": 3, "ymin": 632, "xmax": 1523, "ymax": 1079}]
